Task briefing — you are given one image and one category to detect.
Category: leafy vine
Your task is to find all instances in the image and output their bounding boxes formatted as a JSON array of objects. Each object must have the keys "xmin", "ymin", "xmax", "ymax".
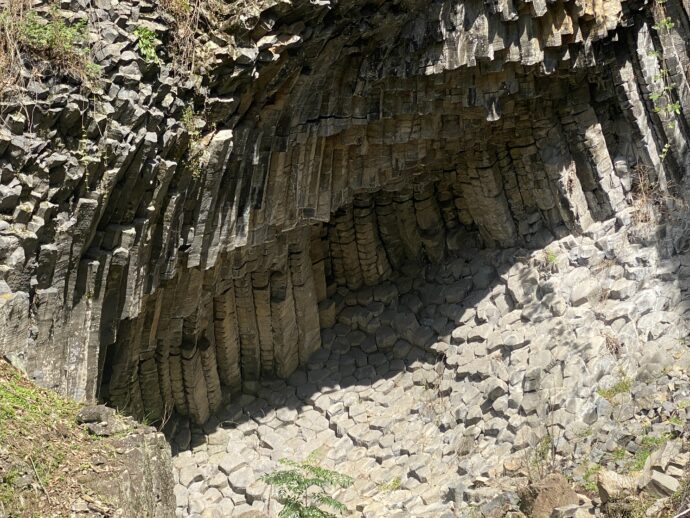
[{"xmin": 649, "ymin": 0, "xmax": 680, "ymax": 161}]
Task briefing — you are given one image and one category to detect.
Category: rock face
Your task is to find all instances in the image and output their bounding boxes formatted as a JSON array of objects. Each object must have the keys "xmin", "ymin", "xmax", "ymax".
[
  {"xmin": 2, "ymin": 0, "xmax": 690, "ymax": 516},
  {"xmin": 0, "ymin": 0, "xmax": 689, "ymax": 432},
  {"xmin": 80, "ymin": 416, "xmax": 176, "ymax": 518}
]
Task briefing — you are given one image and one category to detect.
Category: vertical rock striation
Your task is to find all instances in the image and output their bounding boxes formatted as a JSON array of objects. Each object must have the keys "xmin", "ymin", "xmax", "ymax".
[{"xmin": 0, "ymin": 0, "xmax": 688, "ymax": 423}]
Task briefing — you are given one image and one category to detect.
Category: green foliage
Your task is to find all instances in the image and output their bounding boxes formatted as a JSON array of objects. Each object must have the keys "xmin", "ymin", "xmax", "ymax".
[
  {"xmin": 84, "ymin": 61, "xmax": 102, "ymax": 78},
  {"xmin": 648, "ymin": 4, "xmax": 680, "ymax": 161},
  {"xmin": 668, "ymin": 416, "xmax": 684, "ymax": 426},
  {"xmin": 526, "ymin": 434, "xmax": 555, "ymax": 483},
  {"xmin": 533, "ymin": 435, "xmax": 552, "ymax": 464},
  {"xmin": 666, "ymin": 101, "xmax": 681, "ymax": 115},
  {"xmin": 653, "ymin": 100, "xmax": 681, "ymax": 115},
  {"xmin": 610, "ymin": 448, "xmax": 627, "ymax": 461},
  {"xmin": 182, "ymin": 105, "xmax": 200, "ymax": 140},
  {"xmin": 261, "ymin": 459, "xmax": 353, "ymax": 518},
  {"xmin": 653, "ymin": 17, "xmax": 675, "ymax": 30},
  {"xmin": 582, "ymin": 463, "xmax": 602, "ymax": 493},
  {"xmin": 629, "ymin": 434, "xmax": 671, "ymax": 472},
  {"xmin": 545, "ymin": 249, "xmax": 557, "ymax": 264},
  {"xmin": 20, "ymin": 9, "xmax": 85, "ymax": 59},
  {"xmin": 378, "ymin": 477, "xmax": 401, "ymax": 491},
  {"xmin": 1, "ymin": 5, "xmax": 98, "ymax": 94},
  {"xmin": 180, "ymin": 105, "xmax": 204, "ymax": 178},
  {"xmin": 597, "ymin": 375, "xmax": 632, "ymax": 401},
  {"xmin": 134, "ymin": 25, "xmax": 159, "ymax": 63},
  {"xmin": 18, "ymin": 8, "xmax": 97, "ymax": 79},
  {"xmin": 0, "ymin": 360, "xmax": 81, "ymax": 511},
  {"xmin": 0, "ymin": 363, "xmax": 76, "ymax": 422}
]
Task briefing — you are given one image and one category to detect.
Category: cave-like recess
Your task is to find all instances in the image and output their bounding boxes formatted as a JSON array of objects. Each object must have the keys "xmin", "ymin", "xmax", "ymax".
[
  {"xmin": 1, "ymin": 0, "xmax": 688, "ymax": 424},
  {"xmin": 98, "ymin": 26, "xmax": 688, "ymax": 424}
]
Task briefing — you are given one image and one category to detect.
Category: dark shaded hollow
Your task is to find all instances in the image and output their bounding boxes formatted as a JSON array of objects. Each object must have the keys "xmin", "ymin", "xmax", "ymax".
[
  {"xmin": 97, "ymin": 164, "xmax": 594, "ymax": 431},
  {"xmin": 95, "ymin": 19, "xmax": 689, "ymax": 428}
]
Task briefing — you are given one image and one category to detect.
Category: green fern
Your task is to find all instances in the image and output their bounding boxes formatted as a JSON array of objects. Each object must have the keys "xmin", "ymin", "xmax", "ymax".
[{"xmin": 261, "ymin": 459, "xmax": 353, "ymax": 518}]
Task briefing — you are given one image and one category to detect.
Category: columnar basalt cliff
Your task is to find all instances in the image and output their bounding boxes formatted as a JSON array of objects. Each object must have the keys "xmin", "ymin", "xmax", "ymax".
[
  {"xmin": 1, "ymin": 0, "xmax": 689, "ymax": 434},
  {"xmin": 4, "ymin": 0, "xmax": 690, "ymax": 516}
]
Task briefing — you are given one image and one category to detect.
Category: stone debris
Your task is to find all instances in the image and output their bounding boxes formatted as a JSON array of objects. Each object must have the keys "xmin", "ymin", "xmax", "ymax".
[
  {"xmin": 597, "ymin": 470, "xmax": 638, "ymax": 504},
  {"xmin": 167, "ymin": 228, "xmax": 690, "ymax": 516}
]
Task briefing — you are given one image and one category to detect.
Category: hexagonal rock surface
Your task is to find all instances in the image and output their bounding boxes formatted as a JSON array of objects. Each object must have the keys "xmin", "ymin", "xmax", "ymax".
[{"xmin": 170, "ymin": 224, "xmax": 690, "ymax": 517}]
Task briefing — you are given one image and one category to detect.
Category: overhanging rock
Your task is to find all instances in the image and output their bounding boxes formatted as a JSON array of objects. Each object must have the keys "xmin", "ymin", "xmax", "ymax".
[{"xmin": 0, "ymin": 0, "xmax": 689, "ymax": 425}]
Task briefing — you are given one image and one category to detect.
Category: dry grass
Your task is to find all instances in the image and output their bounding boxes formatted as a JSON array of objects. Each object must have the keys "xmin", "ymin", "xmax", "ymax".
[
  {"xmin": 603, "ymin": 331, "xmax": 622, "ymax": 357},
  {"xmin": 159, "ymin": 0, "xmax": 203, "ymax": 76},
  {"xmin": 0, "ymin": 0, "xmax": 31, "ymax": 96},
  {"xmin": 631, "ymin": 165, "xmax": 660, "ymax": 229},
  {"xmin": 161, "ymin": 0, "xmax": 284, "ymax": 78},
  {"xmin": 630, "ymin": 165, "xmax": 687, "ymax": 239},
  {"xmin": 0, "ymin": 360, "xmax": 116, "ymax": 517}
]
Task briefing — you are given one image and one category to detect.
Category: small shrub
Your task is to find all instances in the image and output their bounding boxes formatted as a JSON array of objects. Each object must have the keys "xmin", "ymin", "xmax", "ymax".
[
  {"xmin": 526, "ymin": 434, "xmax": 556, "ymax": 483},
  {"xmin": 20, "ymin": 10, "xmax": 86, "ymax": 60},
  {"xmin": 653, "ymin": 16, "xmax": 675, "ymax": 30},
  {"xmin": 261, "ymin": 458, "xmax": 353, "ymax": 518},
  {"xmin": 537, "ymin": 249, "xmax": 558, "ymax": 275},
  {"xmin": 180, "ymin": 105, "xmax": 209, "ymax": 179},
  {"xmin": 134, "ymin": 25, "xmax": 159, "ymax": 63},
  {"xmin": 181, "ymin": 105, "xmax": 199, "ymax": 140}
]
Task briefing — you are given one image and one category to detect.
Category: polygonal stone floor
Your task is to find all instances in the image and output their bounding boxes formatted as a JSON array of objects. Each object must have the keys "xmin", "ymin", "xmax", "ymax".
[{"xmin": 170, "ymin": 218, "xmax": 690, "ymax": 517}]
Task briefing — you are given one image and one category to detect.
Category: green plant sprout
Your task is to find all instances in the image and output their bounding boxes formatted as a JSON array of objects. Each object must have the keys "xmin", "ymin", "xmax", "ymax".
[
  {"xmin": 134, "ymin": 25, "xmax": 158, "ymax": 63},
  {"xmin": 261, "ymin": 459, "xmax": 354, "ymax": 518}
]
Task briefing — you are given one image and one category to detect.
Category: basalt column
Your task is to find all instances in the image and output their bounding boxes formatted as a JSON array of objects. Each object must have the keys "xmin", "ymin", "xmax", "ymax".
[
  {"xmin": 98, "ymin": 232, "xmax": 332, "ymax": 424},
  {"xmin": 2, "ymin": 0, "xmax": 688, "ymax": 430}
]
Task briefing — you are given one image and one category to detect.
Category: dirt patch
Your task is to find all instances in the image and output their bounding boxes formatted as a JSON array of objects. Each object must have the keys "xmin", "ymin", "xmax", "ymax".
[{"xmin": 521, "ymin": 473, "xmax": 581, "ymax": 518}]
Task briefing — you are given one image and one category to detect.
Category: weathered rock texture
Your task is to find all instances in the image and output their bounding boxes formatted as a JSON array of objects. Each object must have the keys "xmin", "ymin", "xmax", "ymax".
[
  {"xmin": 0, "ymin": 0, "xmax": 689, "ymax": 427},
  {"xmin": 79, "ymin": 410, "xmax": 176, "ymax": 518}
]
